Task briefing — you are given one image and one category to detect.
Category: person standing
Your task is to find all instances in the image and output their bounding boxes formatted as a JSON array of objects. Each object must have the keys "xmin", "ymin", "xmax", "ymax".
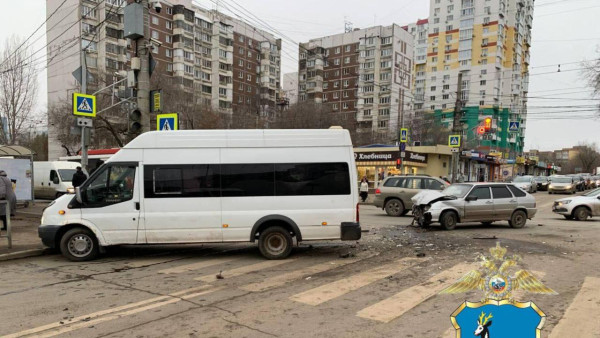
[
  {"xmin": 72, "ymin": 166, "xmax": 88, "ymax": 188},
  {"xmin": 359, "ymin": 177, "xmax": 369, "ymax": 203},
  {"xmin": 0, "ymin": 170, "xmax": 17, "ymax": 231}
]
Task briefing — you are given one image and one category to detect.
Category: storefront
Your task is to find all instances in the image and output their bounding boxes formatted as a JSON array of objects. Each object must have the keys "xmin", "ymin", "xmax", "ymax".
[{"xmin": 354, "ymin": 146, "xmax": 452, "ymax": 188}]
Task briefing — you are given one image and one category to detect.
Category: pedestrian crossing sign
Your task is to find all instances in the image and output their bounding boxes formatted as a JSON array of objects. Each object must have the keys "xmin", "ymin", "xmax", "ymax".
[
  {"xmin": 509, "ymin": 121, "xmax": 520, "ymax": 132},
  {"xmin": 72, "ymin": 93, "xmax": 96, "ymax": 117},
  {"xmin": 449, "ymin": 135, "xmax": 461, "ymax": 148},
  {"xmin": 157, "ymin": 113, "xmax": 178, "ymax": 131},
  {"xmin": 400, "ymin": 128, "xmax": 408, "ymax": 143}
]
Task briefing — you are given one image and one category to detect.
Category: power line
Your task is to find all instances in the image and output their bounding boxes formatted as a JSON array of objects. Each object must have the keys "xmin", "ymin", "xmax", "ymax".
[{"xmin": 0, "ymin": 0, "xmax": 70, "ymax": 71}]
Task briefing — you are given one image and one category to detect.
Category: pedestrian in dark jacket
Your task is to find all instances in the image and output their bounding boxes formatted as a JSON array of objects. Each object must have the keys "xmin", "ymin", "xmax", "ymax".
[
  {"xmin": 0, "ymin": 170, "xmax": 17, "ymax": 230},
  {"xmin": 72, "ymin": 167, "xmax": 88, "ymax": 188}
]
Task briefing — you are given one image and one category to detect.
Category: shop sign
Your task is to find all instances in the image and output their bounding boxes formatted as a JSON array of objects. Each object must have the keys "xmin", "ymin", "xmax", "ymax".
[
  {"xmin": 354, "ymin": 151, "xmax": 398, "ymax": 162},
  {"xmin": 516, "ymin": 156, "xmax": 526, "ymax": 164},
  {"xmin": 406, "ymin": 151, "xmax": 428, "ymax": 164}
]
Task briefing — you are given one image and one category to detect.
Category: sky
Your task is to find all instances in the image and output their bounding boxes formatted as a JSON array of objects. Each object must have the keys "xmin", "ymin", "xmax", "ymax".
[{"xmin": 0, "ymin": 0, "xmax": 598, "ymax": 151}]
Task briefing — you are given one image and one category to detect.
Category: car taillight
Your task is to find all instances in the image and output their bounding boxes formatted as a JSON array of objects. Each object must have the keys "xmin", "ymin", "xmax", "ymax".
[
  {"xmin": 356, "ymin": 203, "xmax": 360, "ymax": 222},
  {"xmin": 375, "ymin": 188, "xmax": 381, "ymax": 195}
]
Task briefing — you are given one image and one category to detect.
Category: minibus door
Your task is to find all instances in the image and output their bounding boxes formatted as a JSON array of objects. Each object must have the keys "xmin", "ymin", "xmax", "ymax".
[{"xmin": 79, "ymin": 163, "xmax": 141, "ymax": 245}]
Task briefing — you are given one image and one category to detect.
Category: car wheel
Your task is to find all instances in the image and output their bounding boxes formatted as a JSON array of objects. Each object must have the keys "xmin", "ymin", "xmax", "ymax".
[
  {"xmin": 440, "ymin": 211, "xmax": 458, "ymax": 230},
  {"xmin": 509, "ymin": 210, "xmax": 527, "ymax": 228},
  {"xmin": 258, "ymin": 226, "xmax": 293, "ymax": 260},
  {"xmin": 59, "ymin": 228, "xmax": 99, "ymax": 262},
  {"xmin": 481, "ymin": 221, "xmax": 494, "ymax": 227},
  {"xmin": 573, "ymin": 207, "xmax": 590, "ymax": 221},
  {"xmin": 564, "ymin": 215, "xmax": 574, "ymax": 220},
  {"xmin": 384, "ymin": 199, "xmax": 404, "ymax": 217}
]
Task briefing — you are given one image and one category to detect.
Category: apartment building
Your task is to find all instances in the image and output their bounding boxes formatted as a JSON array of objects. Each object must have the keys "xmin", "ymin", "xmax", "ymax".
[
  {"xmin": 404, "ymin": 19, "xmax": 429, "ymax": 112},
  {"xmin": 407, "ymin": 0, "xmax": 534, "ymax": 156},
  {"xmin": 282, "ymin": 72, "xmax": 298, "ymax": 105},
  {"xmin": 297, "ymin": 25, "xmax": 413, "ymax": 139},
  {"xmin": 46, "ymin": 0, "xmax": 281, "ymax": 160}
]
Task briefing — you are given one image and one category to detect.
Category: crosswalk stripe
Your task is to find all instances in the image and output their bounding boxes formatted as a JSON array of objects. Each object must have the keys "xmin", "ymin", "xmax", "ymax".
[
  {"xmin": 158, "ymin": 257, "xmax": 236, "ymax": 274},
  {"xmin": 439, "ymin": 270, "xmax": 547, "ymax": 338},
  {"xmin": 240, "ymin": 257, "xmax": 365, "ymax": 292},
  {"xmin": 290, "ymin": 257, "xmax": 422, "ymax": 306},
  {"xmin": 549, "ymin": 277, "xmax": 600, "ymax": 338},
  {"xmin": 3, "ymin": 285, "xmax": 218, "ymax": 338},
  {"xmin": 194, "ymin": 259, "xmax": 293, "ymax": 283},
  {"xmin": 356, "ymin": 262, "xmax": 476, "ymax": 323}
]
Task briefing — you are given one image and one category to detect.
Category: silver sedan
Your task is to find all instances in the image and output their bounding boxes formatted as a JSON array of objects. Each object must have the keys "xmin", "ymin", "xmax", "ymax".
[{"xmin": 412, "ymin": 183, "xmax": 537, "ymax": 230}]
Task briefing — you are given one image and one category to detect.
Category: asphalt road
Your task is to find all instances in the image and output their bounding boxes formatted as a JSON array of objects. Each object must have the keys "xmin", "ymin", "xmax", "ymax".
[{"xmin": 0, "ymin": 191, "xmax": 598, "ymax": 337}]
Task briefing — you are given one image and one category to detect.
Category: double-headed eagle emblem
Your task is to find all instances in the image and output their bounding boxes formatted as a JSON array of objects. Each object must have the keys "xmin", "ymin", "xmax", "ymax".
[{"xmin": 441, "ymin": 243, "xmax": 557, "ymax": 301}]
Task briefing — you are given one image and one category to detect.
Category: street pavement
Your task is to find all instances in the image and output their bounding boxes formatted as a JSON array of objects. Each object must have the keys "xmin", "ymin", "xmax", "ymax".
[{"xmin": 0, "ymin": 192, "xmax": 598, "ymax": 337}]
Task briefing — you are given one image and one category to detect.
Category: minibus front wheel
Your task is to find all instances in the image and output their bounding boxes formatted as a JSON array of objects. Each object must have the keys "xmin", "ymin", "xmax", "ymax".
[
  {"xmin": 258, "ymin": 226, "xmax": 293, "ymax": 260},
  {"xmin": 59, "ymin": 227, "xmax": 100, "ymax": 261}
]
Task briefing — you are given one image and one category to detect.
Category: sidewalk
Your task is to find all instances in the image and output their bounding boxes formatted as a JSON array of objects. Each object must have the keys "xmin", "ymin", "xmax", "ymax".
[{"xmin": 0, "ymin": 201, "xmax": 51, "ymax": 261}]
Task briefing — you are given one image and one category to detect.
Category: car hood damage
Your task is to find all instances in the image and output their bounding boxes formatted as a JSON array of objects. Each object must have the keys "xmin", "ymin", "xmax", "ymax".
[{"xmin": 411, "ymin": 190, "xmax": 456, "ymax": 206}]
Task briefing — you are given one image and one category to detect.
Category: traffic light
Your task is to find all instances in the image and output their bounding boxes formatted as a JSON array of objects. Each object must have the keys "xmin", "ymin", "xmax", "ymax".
[
  {"xmin": 484, "ymin": 117, "xmax": 492, "ymax": 132},
  {"xmin": 129, "ymin": 109, "xmax": 142, "ymax": 134},
  {"xmin": 396, "ymin": 158, "xmax": 402, "ymax": 169},
  {"xmin": 477, "ymin": 125, "xmax": 486, "ymax": 135}
]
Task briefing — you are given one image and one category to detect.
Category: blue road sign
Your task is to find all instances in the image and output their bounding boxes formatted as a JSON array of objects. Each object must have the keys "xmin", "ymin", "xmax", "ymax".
[
  {"xmin": 449, "ymin": 135, "xmax": 461, "ymax": 148},
  {"xmin": 509, "ymin": 121, "xmax": 520, "ymax": 132},
  {"xmin": 400, "ymin": 128, "xmax": 408, "ymax": 143},
  {"xmin": 157, "ymin": 113, "xmax": 178, "ymax": 131},
  {"xmin": 73, "ymin": 93, "xmax": 96, "ymax": 117},
  {"xmin": 400, "ymin": 143, "xmax": 406, "ymax": 151}
]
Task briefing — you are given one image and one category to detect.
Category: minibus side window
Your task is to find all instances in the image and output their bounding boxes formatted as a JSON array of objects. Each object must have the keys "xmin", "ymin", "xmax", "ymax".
[
  {"xmin": 83, "ymin": 165, "xmax": 136, "ymax": 206},
  {"xmin": 221, "ymin": 164, "xmax": 274, "ymax": 197},
  {"xmin": 275, "ymin": 163, "xmax": 350, "ymax": 196},
  {"xmin": 145, "ymin": 165, "xmax": 220, "ymax": 198}
]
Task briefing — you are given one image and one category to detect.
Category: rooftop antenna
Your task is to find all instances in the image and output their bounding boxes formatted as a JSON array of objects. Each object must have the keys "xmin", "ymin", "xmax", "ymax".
[{"xmin": 344, "ymin": 17, "xmax": 353, "ymax": 33}]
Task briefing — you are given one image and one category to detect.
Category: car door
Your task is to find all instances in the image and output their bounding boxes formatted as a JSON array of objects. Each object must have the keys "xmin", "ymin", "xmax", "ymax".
[
  {"xmin": 491, "ymin": 185, "xmax": 517, "ymax": 220},
  {"xmin": 402, "ymin": 177, "xmax": 423, "ymax": 209},
  {"xmin": 464, "ymin": 186, "xmax": 493, "ymax": 221},
  {"xmin": 79, "ymin": 163, "xmax": 141, "ymax": 245},
  {"xmin": 383, "ymin": 177, "xmax": 405, "ymax": 205}
]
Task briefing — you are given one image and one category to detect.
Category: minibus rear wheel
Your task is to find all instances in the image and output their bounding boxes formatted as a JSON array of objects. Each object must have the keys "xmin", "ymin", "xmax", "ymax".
[
  {"xmin": 60, "ymin": 227, "xmax": 99, "ymax": 261},
  {"xmin": 258, "ymin": 226, "xmax": 293, "ymax": 260}
]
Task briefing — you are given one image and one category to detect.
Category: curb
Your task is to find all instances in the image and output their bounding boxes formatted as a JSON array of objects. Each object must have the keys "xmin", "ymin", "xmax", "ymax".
[{"xmin": 0, "ymin": 248, "xmax": 48, "ymax": 262}]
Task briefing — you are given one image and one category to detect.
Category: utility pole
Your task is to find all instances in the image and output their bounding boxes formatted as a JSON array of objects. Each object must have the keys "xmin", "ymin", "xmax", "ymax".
[
  {"xmin": 451, "ymin": 72, "xmax": 464, "ymax": 183},
  {"xmin": 136, "ymin": 0, "xmax": 151, "ymax": 133},
  {"xmin": 80, "ymin": 41, "xmax": 89, "ymax": 170}
]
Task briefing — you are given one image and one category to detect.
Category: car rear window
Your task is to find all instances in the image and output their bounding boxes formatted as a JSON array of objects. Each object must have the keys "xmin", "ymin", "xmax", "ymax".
[
  {"xmin": 508, "ymin": 185, "xmax": 527, "ymax": 197},
  {"xmin": 492, "ymin": 186, "xmax": 513, "ymax": 199}
]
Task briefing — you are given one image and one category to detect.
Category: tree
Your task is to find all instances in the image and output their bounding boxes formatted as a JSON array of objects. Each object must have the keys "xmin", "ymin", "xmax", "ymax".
[
  {"xmin": 575, "ymin": 142, "xmax": 600, "ymax": 173},
  {"xmin": 0, "ymin": 36, "xmax": 38, "ymax": 144},
  {"xmin": 584, "ymin": 54, "xmax": 600, "ymax": 114}
]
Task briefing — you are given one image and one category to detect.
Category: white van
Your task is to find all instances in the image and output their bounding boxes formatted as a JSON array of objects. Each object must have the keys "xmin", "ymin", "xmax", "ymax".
[
  {"xmin": 39, "ymin": 129, "xmax": 362, "ymax": 261},
  {"xmin": 34, "ymin": 161, "xmax": 84, "ymax": 199}
]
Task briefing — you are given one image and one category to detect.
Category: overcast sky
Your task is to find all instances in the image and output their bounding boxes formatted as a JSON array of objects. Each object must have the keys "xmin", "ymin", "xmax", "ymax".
[{"xmin": 1, "ymin": 0, "xmax": 599, "ymax": 151}]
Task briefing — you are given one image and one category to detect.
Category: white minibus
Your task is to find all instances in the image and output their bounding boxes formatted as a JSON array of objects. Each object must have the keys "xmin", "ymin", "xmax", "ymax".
[
  {"xmin": 39, "ymin": 129, "xmax": 361, "ymax": 261},
  {"xmin": 33, "ymin": 161, "xmax": 84, "ymax": 199}
]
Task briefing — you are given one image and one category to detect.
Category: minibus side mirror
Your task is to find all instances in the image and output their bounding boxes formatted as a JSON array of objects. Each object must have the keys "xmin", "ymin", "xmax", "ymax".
[{"xmin": 75, "ymin": 187, "xmax": 83, "ymax": 204}]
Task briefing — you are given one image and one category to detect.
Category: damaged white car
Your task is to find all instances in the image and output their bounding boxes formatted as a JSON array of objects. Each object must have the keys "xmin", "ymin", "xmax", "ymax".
[{"xmin": 411, "ymin": 183, "xmax": 537, "ymax": 230}]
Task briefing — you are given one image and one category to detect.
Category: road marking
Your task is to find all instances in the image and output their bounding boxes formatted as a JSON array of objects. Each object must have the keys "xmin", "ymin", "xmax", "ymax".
[
  {"xmin": 158, "ymin": 257, "xmax": 236, "ymax": 274},
  {"xmin": 290, "ymin": 257, "xmax": 421, "ymax": 306},
  {"xmin": 194, "ymin": 259, "xmax": 293, "ymax": 283},
  {"xmin": 549, "ymin": 277, "xmax": 600, "ymax": 338},
  {"xmin": 439, "ymin": 271, "xmax": 546, "ymax": 338},
  {"xmin": 240, "ymin": 257, "xmax": 365, "ymax": 292},
  {"xmin": 4, "ymin": 285, "xmax": 219, "ymax": 338},
  {"xmin": 356, "ymin": 262, "xmax": 476, "ymax": 323}
]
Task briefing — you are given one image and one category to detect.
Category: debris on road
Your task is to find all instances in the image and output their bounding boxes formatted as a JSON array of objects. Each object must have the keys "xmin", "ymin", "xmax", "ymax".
[
  {"xmin": 416, "ymin": 252, "xmax": 426, "ymax": 257},
  {"xmin": 216, "ymin": 270, "xmax": 224, "ymax": 279},
  {"xmin": 472, "ymin": 236, "xmax": 497, "ymax": 240}
]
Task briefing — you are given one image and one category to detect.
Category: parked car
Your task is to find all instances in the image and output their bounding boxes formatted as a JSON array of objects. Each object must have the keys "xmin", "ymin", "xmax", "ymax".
[
  {"xmin": 534, "ymin": 176, "xmax": 550, "ymax": 191},
  {"xmin": 512, "ymin": 175, "xmax": 537, "ymax": 193},
  {"xmin": 592, "ymin": 176, "xmax": 600, "ymax": 189},
  {"xmin": 373, "ymin": 175, "xmax": 450, "ymax": 216},
  {"xmin": 553, "ymin": 188, "xmax": 600, "ymax": 221},
  {"xmin": 34, "ymin": 161, "xmax": 86, "ymax": 200},
  {"xmin": 548, "ymin": 176, "xmax": 577, "ymax": 194},
  {"xmin": 411, "ymin": 183, "xmax": 537, "ymax": 230}
]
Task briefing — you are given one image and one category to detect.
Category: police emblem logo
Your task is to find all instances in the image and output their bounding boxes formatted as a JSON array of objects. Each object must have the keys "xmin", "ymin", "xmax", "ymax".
[{"xmin": 442, "ymin": 243, "xmax": 557, "ymax": 337}]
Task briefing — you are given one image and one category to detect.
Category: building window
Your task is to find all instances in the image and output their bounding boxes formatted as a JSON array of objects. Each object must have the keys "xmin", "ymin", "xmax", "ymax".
[
  {"xmin": 333, "ymin": 92, "xmax": 339, "ymax": 99},
  {"xmin": 380, "ymin": 96, "xmax": 390, "ymax": 104},
  {"xmin": 344, "ymin": 57, "xmax": 351, "ymax": 64},
  {"xmin": 151, "ymin": 30, "xmax": 159, "ymax": 39},
  {"xmin": 343, "ymin": 80, "xmax": 349, "ymax": 87},
  {"xmin": 343, "ymin": 102, "xmax": 348, "ymax": 109},
  {"xmin": 334, "ymin": 58, "xmax": 340, "ymax": 65},
  {"xmin": 345, "ymin": 45, "xmax": 351, "ymax": 52},
  {"xmin": 333, "ymin": 103, "xmax": 339, "ymax": 110},
  {"xmin": 378, "ymin": 120, "xmax": 388, "ymax": 128},
  {"xmin": 247, "ymin": 74, "xmax": 252, "ymax": 81},
  {"xmin": 166, "ymin": 35, "xmax": 172, "ymax": 43},
  {"xmin": 151, "ymin": 16, "xmax": 159, "ymax": 25},
  {"xmin": 379, "ymin": 108, "xmax": 390, "ymax": 116},
  {"xmin": 166, "ymin": 49, "xmax": 172, "ymax": 57},
  {"xmin": 363, "ymin": 109, "xmax": 371, "ymax": 116},
  {"xmin": 247, "ymin": 51, "xmax": 252, "ymax": 57},
  {"xmin": 335, "ymin": 47, "xmax": 341, "ymax": 54},
  {"xmin": 480, "ymin": 80, "xmax": 487, "ymax": 85},
  {"xmin": 343, "ymin": 91, "xmax": 349, "ymax": 98},
  {"xmin": 167, "ymin": 63, "xmax": 173, "ymax": 72},
  {"xmin": 166, "ymin": 21, "xmax": 172, "ymax": 30},
  {"xmin": 166, "ymin": 7, "xmax": 172, "ymax": 15}
]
